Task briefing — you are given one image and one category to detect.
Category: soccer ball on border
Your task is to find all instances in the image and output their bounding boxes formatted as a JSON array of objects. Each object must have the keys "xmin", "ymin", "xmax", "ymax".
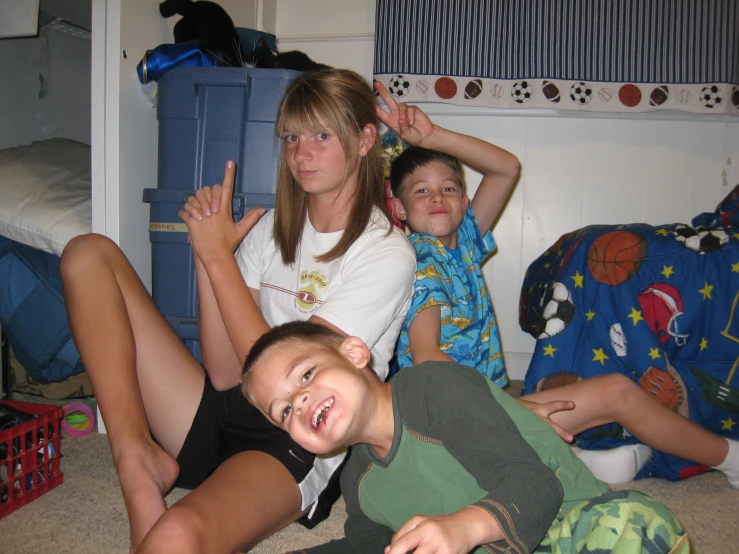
[
  {"xmin": 570, "ymin": 82, "xmax": 592, "ymax": 105},
  {"xmin": 699, "ymin": 85, "xmax": 723, "ymax": 109},
  {"xmin": 388, "ymin": 75, "xmax": 411, "ymax": 98},
  {"xmin": 511, "ymin": 81, "xmax": 533, "ymax": 104}
]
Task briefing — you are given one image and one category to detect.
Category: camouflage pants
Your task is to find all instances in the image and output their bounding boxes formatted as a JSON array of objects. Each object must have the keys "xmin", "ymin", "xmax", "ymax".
[{"xmin": 535, "ymin": 489, "xmax": 689, "ymax": 553}]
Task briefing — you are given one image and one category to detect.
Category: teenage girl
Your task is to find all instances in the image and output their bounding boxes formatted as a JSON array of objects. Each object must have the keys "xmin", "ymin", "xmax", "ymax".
[{"xmin": 60, "ymin": 68, "xmax": 416, "ymax": 554}]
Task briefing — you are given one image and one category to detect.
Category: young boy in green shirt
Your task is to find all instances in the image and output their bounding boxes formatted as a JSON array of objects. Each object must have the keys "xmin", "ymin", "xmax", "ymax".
[{"xmin": 242, "ymin": 320, "xmax": 688, "ymax": 554}]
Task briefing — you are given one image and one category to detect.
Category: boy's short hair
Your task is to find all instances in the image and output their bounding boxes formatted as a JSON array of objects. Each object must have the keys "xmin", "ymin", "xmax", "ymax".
[
  {"xmin": 242, "ymin": 321, "xmax": 345, "ymax": 405},
  {"xmin": 389, "ymin": 146, "xmax": 466, "ymax": 198}
]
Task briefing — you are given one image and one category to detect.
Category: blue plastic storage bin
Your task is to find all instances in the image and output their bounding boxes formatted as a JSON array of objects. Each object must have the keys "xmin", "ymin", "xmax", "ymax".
[
  {"xmin": 143, "ymin": 190, "xmax": 276, "ymax": 361},
  {"xmin": 156, "ymin": 66, "xmax": 301, "ymax": 194},
  {"xmin": 146, "ymin": 66, "xmax": 298, "ymax": 359}
]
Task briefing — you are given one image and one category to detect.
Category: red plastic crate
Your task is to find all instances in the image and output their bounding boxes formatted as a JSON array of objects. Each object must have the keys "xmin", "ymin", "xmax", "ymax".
[{"xmin": 0, "ymin": 400, "xmax": 64, "ymax": 519}]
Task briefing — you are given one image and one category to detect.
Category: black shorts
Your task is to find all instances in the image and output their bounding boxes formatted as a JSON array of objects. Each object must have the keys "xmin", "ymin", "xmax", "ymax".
[{"xmin": 175, "ymin": 378, "xmax": 343, "ymax": 528}]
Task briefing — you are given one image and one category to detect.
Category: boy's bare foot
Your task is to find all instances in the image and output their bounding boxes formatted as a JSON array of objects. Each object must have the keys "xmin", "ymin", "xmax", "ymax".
[{"xmin": 113, "ymin": 438, "xmax": 180, "ymax": 551}]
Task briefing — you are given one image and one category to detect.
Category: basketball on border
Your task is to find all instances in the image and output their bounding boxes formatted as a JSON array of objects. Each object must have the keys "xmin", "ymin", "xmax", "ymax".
[
  {"xmin": 618, "ymin": 84, "xmax": 642, "ymax": 107},
  {"xmin": 434, "ymin": 77, "xmax": 457, "ymax": 99}
]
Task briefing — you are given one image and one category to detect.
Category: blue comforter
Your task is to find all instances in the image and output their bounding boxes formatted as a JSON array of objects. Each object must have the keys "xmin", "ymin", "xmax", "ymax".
[
  {"xmin": 520, "ymin": 185, "xmax": 739, "ymax": 481},
  {"xmin": 0, "ymin": 236, "xmax": 84, "ymax": 383}
]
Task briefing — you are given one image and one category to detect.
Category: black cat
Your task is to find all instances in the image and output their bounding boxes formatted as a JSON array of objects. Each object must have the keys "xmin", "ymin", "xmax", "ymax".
[{"xmin": 159, "ymin": 0, "xmax": 244, "ymax": 67}]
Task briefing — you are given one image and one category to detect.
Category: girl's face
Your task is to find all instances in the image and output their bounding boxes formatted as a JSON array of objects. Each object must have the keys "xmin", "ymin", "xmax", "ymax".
[{"xmin": 281, "ymin": 127, "xmax": 366, "ymax": 198}]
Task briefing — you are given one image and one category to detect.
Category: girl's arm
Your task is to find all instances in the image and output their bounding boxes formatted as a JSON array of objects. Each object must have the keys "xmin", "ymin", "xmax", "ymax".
[
  {"xmin": 180, "ymin": 161, "xmax": 268, "ymax": 389},
  {"xmin": 194, "ymin": 253, "xmax": 240, "ymax": 383}
]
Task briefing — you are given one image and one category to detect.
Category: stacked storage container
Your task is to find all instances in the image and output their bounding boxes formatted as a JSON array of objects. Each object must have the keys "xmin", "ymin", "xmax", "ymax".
[{"xmin": 144, "ymin": 67, "xmax": 300, "ymax": 360}]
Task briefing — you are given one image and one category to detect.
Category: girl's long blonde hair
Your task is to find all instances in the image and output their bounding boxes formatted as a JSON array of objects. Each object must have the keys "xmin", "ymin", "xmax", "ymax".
[{"xmin": 273, "ymin": 68, "xmax": 388, "ymax": 265}]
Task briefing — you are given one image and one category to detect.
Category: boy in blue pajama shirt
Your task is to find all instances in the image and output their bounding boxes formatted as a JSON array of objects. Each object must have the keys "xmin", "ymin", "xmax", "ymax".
[{"xmin": 378, "ymin": 82, "xmax": 739, "ymax": 488}]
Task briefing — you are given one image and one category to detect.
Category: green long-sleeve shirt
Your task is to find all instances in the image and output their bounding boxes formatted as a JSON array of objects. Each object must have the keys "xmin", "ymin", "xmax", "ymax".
[{"xmin": 291, "ymin": 362, "xmax": 608, "ymax": 554}]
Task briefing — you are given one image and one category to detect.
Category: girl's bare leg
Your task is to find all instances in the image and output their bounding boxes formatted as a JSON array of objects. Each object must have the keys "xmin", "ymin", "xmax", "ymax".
[
  {"xmin": 136, "ymin": 452, "xmax": 305, "ymax": 554},
  {"xmin": 61, "ymin": 234, "xmax": 206, "ymax": 549},
  {"xmin": 522, "ymin": 374, "xmax": 729, "ymax": 467}
]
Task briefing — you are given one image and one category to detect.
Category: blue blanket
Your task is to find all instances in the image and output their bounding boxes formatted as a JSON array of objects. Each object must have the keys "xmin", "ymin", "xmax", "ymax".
[
  {"xmin": 520, "ymin": 185, "xmax": 739, "ymax": 481},
  {"xmin": 0, "ymin": 236, "xmax": 84, "ymax": 383}
]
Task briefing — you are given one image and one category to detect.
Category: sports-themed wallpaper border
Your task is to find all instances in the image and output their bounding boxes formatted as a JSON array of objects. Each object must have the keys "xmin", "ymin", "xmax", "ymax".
[
  {"xmin": 374, "ymin": 0, "xmax": 738, "ymax": 115},
  {"xmin": 372, "ymin": 75, "xmax": 739, "ymax": 115}
]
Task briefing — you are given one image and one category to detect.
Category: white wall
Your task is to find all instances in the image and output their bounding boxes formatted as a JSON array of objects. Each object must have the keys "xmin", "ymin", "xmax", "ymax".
[
  {"xmin": 0, "ymin": 26, "xmax": 90, "ymax": 150},
  {"xmin": 275, "ymin": 0, "xmax": 739, "ymax": 379}
]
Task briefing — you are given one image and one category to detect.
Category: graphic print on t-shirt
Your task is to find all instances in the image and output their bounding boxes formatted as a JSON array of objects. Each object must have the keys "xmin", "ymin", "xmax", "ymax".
[{"xmin": 297, "ymin": 269, "xmax": 330, "ymax": 313}]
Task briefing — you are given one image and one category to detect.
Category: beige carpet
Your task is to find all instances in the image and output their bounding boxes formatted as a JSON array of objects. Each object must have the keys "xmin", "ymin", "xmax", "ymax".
[{"xmin": 1, "ymin": 403, "xmax": 737, "ymax": 553}]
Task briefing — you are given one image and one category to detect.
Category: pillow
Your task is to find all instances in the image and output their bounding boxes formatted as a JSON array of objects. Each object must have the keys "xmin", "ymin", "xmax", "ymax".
[{"xmin": 0, "ymin": 138, "xmax": 91, "ymax": 257}]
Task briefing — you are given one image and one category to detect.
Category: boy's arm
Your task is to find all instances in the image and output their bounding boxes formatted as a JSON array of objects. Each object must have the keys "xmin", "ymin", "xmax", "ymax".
[
  {"xmin": 419, "ymin": 125, "xmax": 520, "ymax": 233},
  {"xmin": 288, "ymin": 479, "xmax": 396, "ymax": 554},
  {"xmin": 414, "ymin": 364, "xmax": 564, "ymax": 552},
  {"xmin": 375, "ymin": 82, "xmax": 519, "ymax": 232},
  {"xmin": 408, "ymin": 306, "xmax": 455, "ymax": 365},
  {"xmin": 287, "ymin": 516, "xmax": 395, "ymax": 554}
]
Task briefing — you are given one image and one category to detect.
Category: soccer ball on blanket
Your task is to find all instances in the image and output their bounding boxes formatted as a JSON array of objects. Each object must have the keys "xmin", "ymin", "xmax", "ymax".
[
  {"xmin": 672, "ymin": 225, "xmax": 728, "ymax": 254},
  {"xmin": 537, "ymin": 281, "xmax": 575, "ymax": 339}
]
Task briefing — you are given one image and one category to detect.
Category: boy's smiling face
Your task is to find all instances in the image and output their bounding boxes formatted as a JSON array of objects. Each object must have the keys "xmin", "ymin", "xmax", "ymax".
[
  {"xmin": 393, "ymin": 160, "xmax": 469, "ymax": 249},
  {"xmin": 247, "ymin": 338, "xmax": 373, "ymax": 455}
]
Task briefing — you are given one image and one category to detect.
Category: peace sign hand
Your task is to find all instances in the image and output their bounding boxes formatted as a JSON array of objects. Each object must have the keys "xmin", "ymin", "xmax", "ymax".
[{"xmin": 374, "ymin": 81, "xmax": 436, "ymax": 147}]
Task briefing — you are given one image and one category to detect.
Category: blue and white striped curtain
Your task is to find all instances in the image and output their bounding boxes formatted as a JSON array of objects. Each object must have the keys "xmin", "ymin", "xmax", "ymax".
[{"xmin": 373, "ymin": 0, "xmax": 739, "ymax": 114}]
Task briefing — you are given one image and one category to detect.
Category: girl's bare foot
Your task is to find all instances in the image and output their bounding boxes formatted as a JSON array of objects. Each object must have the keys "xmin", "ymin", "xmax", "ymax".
[{"xmin": 113, "ymin": 438, "xmax": 180, "ymax": 551}]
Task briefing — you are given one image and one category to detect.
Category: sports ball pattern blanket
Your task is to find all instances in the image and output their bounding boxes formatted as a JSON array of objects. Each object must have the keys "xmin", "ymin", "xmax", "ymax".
[{"xmin": 520, "ymin": 185, "xmax": 739, "ymax": 481}]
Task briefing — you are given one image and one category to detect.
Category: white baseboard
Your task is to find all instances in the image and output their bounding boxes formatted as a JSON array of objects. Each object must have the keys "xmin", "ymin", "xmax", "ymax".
[
  {"xmin": 97, "ymin": 405, "xmax": 106, "ymax": 433},
  {"xmin": 505, "ymin": 351, "xmax": 533, "ymax": 381}
]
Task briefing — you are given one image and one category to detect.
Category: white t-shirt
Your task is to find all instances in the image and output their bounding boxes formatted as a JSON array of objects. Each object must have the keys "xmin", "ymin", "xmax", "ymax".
[{"xmin": 235, "ymin": 207, "xmax": 416, "ymax": 380}]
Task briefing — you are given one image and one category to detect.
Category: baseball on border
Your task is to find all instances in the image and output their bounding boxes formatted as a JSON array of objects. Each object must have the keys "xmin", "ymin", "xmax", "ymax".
[
  {"xmin": 416, "ymin": 80, "xmax": 429, "ymax": 94},
  {"xmin": 598, "ymin": 88, "xmax": 612, "ymax": 102},
  {"xmin": 609, "ymin": 323, "xmax": 628, "ymax": 356},
  {"xmin": 678, "ymin": 89, "xmax": 691, "ymax": 104},
  {"xmin": 491, "ymin": 83, "xmax": 503, "ymax": 98}
]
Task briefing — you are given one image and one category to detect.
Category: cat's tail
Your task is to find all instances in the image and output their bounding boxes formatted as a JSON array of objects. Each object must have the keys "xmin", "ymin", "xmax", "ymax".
[{"xmin": 159, "ymin": 0, "xmax": 193, "ymax": 18}]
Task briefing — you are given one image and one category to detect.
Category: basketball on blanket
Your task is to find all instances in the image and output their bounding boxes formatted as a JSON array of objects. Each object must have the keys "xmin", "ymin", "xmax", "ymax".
[
  {"xmin": 587, "ymin": 231, "xmax": 647, "ymax": 285},
  {"xmin": 535, "ymin": 371, "xmax": 581, "ymax": 392},
  {"xmin": 537, "ymin": 281, "xmax": 575, "ymax": 339},
  {"xmin": 434, "ymin": 77, "xmax": 457, "ymax": 99},
  {"xmin": 618, "ymin": 84, "xmax": 642, "ymax": 107},
  {"xmin": 640, "ymin": 366, "xmax": 687, "ymax": 415}
]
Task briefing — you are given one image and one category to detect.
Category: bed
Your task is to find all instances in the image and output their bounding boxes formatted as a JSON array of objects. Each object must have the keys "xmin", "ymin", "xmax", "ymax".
[
  {"xmin": 519, "ymin": 184, "xmax": 739, "ymax": 481},
  {"xmin": 0, "ymin": 138, "xmax": 91, "ymax": 385}
]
